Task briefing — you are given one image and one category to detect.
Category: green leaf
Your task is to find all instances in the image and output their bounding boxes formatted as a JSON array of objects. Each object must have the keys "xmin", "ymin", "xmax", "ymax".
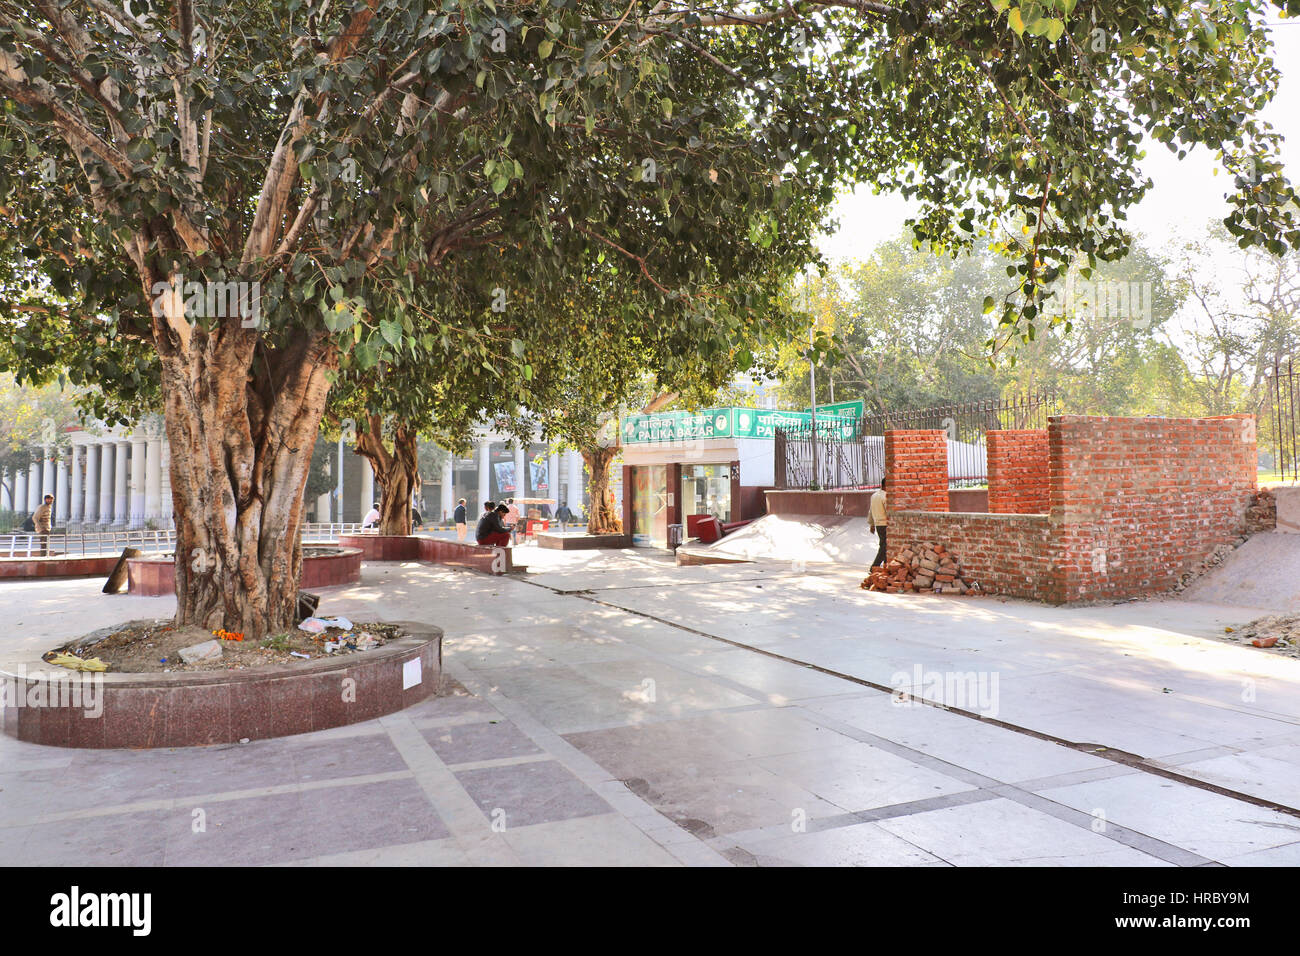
[
  {"xmin": 538, "ymin": 38, "xmax": 553, "ymax": 59},
  {"xmin": 982, "ymin": 295, "xmax": 995, "ymax": 314},
  {"xmin": 1008, "ymin": 8, "xmax": 1025, "ymax": 36},
  {"xmin": 379, "ymin": 319, "xmax": 402, "ymax": 348},
  {"xmin": 1045, "ymin": 19, "xmax": 1064, "ymax": 42}
]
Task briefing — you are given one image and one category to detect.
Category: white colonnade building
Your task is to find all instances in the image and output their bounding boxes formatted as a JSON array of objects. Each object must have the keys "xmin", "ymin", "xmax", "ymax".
[{"xmin": 3, "ymin": 416, "xmax": 589, "ymax": 528}]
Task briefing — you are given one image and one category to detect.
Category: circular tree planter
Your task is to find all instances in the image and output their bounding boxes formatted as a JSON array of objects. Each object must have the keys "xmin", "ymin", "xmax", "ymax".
[
  {"xmin": 127, "ymin": 546, "xmax": 362, "ymax": 596},
  {"xmin": 0, "ymin": 620, "xmax": 441, "ymax": 749}
]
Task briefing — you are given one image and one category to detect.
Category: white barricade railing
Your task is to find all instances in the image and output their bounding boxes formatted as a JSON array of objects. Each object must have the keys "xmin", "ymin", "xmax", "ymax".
[{"xmin": 2, "ymin": 521, "xmax": 386, "ymax": 558}]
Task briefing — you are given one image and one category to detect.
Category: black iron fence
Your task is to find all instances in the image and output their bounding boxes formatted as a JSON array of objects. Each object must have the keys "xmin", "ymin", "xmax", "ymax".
[
  {"xmin": 775, "ymin": 390, "xmax": 1060, "ymax": 491},
  {"xmin": 1257, "ymin": 357, "xmax": 1299, "ymax": 482}
]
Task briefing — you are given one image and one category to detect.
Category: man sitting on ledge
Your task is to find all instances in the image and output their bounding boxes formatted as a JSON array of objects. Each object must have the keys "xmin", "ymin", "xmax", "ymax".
[{"xmin": 476, "ymin": 503, "xmax": 512, "ymax": 548}]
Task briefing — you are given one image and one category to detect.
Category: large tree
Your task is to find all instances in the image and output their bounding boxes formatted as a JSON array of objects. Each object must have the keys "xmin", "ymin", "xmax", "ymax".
[{"xmin": 1, "ymin": 0, "xmax": 1296, "ymax": 635}]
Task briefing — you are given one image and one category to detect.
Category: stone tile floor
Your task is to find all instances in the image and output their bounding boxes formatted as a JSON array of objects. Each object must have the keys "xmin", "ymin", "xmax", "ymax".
[{"xmin": 1, "ymin": 547, "xmax": 1299, "ymax": 866}]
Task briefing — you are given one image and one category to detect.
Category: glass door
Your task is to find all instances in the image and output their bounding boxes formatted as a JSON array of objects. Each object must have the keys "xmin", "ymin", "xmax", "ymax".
[
  {"xmin": 681, "ymin": 464, "xmax": 732, "ymax": 524},
  {"xmin": 631, "ymin": 465, "xmax": 669, "ymax": 546}
]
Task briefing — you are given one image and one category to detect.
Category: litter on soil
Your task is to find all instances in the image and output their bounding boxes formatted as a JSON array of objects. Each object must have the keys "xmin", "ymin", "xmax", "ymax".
[
  {"xmin": 1219, "ymin": 613, "xmax": 1300, "ymax": 660},
  {"xmin": 50, "ymin": 618, "xmax": 402, "ymax": 673}
]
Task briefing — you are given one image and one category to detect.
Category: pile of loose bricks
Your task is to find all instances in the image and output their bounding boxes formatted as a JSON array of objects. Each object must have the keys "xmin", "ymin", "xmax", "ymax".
[{"xmin": 860, "ymin": 541, "xmax": 981, "ymax": 595}]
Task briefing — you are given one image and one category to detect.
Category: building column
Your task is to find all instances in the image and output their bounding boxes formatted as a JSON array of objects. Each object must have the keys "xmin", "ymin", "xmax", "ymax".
[
  {"xmin": 27, "ymin": 460, "xmax": 40, "ymax": 512},
  {"xmin": 84, "ymin": 444, "xmax": 100, "ymax": 524},
  {"xmin": 335, "ymin": 438, "xmax": 345, "ymax": 522},
  {"xmin": 41, "ymin": 446, "xmax": 55, "ymax": 506},
  {"xmin": 440, "ymin": 457, "xmax": 454, "ymax": 522},
  {"xmin": 477, "ymin": 440, "xmax": 491, "ymax": 507},
  {"xmin": 0, "ymin": 470, "xmax": 9, "ymax": 512},
  {"xmin": 129, "ymin": 438, "xmax": 147, "ymax": 526},
  {"xmin": 512, "ymin": 442, "xmax": 526, "ymax": 498},
  {"xmin": 14, "ymin": 468, "xmax": 27, "ymax": 515},
  {"xmin": 113, "ymin": 441, "xmax": 129, "ymax": 526},
  {"xmin": 160, "ymin": 440, "xmax": 173, "ymax": 526},
  {"xmin": 69, "ymin": 447, "xmax": 83, "ymax": 524},
  {"xmin": 567, "ymin": 450, "xmax": 584, "ymax": 514},
  {"xmin": 359, "ymin": 456, "xmax": 374, "ymax": 518},
  {"xmin": 145, "ymin": 436, "xmax": 163, "ymax": 523},
  {"xmin": 547, "ymin": 451, "xmax": 559, "ymax": 502},
  {"xmin": 55, "ymin": 453, "xmax": 69, "ymax": 524},
  {"xmin": 97, "ymin": 442, "xmax": 114, "ymax": 524},
  {"xmin": 315, "ymin": 491, "xmax": 331, "ymax": 522}
]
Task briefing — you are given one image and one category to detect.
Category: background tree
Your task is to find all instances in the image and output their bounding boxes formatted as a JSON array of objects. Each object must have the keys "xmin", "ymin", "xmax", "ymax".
[
  {"xmin": 0, "ymin": 374, "xmax": 83, "ymax": 518},
  {"xmin": 1166, "ymin": 221, "xmax": 1300, "ymax": 414}
]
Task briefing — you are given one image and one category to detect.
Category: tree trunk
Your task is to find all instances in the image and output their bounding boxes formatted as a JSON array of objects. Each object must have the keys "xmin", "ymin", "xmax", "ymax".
[
  {"xmin": 155, "ymin": 288, "xmax": 337, "ymax": 639},
  {"xmin": 582, "ymin": 446, "xmax": 622, "ymax": 535},
  {"xmin": 355, "ymin": 415, "xmax": 418, "ymax": 536}
]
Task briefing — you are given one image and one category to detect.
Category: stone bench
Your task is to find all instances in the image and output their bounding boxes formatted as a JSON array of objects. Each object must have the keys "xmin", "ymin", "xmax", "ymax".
[{"xmin": 338, "ymin": 535, "xmax": 523, "ymax": 574}]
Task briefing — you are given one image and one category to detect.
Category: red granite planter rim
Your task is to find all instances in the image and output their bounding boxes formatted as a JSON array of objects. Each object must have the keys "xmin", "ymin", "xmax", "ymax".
[{"xmin": 2, "ymin": 620, "xmax": 443, "ymax": 748}]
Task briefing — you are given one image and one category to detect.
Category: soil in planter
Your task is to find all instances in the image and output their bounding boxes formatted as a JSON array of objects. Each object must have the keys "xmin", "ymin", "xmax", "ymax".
[{"xmin": 53, "ymin": 618, "xmax": 402, "ymax": 673}]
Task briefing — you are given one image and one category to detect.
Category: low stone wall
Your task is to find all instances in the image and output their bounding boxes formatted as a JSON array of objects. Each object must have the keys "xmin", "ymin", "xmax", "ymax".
[
  {"xmin": 335, "ymin": 534, "xmax": 521, "ymax": 574},
  {"xmin": 418, "ymin": 536, "xmax": 521, "ymax": 573},
  {"xmin": 0, "ymin": 555, "xmax": 119, "ymax": 580},
  {"xmin": 766, "ymin": 488, "xmax": 988, "ymax": 518},
  {"xmin": 0, "ymin": 621, "xmax": 442, "ymax": 749},
  {"xmin": 766, "ymin": 490, "xmax": 874, "ymax": 517},
  {"xmin": 335, "ymin": 534, "xmax": 419, "ymax": 561},
  {"xmin": 675, "ymin": 548, "xmax": 752, "ymax": 567},
  {"xmin": 536, "ymin": 532, "xmax": 630, "ymax": 550},
  {"xmin": 127, "ymin": 548, "xmax": 362, "ymax": 596}
]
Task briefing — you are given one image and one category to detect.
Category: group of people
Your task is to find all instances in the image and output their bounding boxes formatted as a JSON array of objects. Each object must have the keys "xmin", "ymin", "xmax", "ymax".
[{"xmin": 359, "ymin": 494, "xmax": 579, "ymax": 546}]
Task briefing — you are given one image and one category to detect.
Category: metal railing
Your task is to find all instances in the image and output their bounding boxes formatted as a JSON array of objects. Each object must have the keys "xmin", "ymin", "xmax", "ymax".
[
  {"xmin": 776, "ymin": 390, "xmax": 1060, "ymax": 491},
  {"xmin": 0, "ymin": 521, "xmax": 375, "ymax": 558},
  {"xmin": 1, "ymin": 528, "xmax": 177, "ymax": 558}
]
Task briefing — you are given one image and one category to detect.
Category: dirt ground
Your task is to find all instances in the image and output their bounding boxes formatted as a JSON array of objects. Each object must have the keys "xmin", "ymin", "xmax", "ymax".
[{"xmin": 51, "ymin": 618, "xmax": 402, "ymax": 673}]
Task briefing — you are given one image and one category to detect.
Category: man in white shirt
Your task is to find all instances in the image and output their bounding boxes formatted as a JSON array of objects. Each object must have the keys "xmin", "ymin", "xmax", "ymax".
[
  {"xmin": 362, "ymin": 501, "xmax": 381, "ymax": 529},
  {"xmin": 868, "ymin": 478, "xmax": 887, "ymax": 567}
]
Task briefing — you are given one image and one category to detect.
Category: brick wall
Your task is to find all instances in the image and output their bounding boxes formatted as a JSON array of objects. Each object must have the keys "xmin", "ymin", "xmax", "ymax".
[
  {"xmin": 1048, "ymin": 415, "xmax": 1256, "ymax": 602},
  {"xmin": 889, "ymin": 510, "xmax": 1058, "ymax": 601},
  {"xmin": 987, "ymin": 429, "xmax": 1050, "ymax": 514},
  {"xmin": 884, "ymin": 430, "xmax": 949, "ymax": 515},
  {"xmin": 883, "ymin": 415, "xmax": 1257, "ymax": 604}
]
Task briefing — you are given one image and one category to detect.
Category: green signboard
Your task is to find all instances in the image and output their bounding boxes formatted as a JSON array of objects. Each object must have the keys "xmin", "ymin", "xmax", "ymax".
[
  {"xmin": 803, "ymin": 399, "xmax": 865, "ymax": 420},
  {"xmin": 622, "ymin": 403, "xmax": 863, "ymax": 444},
  {"xmin": 621, "ymin": 407, "xmax": 734, "ymax": 444}
]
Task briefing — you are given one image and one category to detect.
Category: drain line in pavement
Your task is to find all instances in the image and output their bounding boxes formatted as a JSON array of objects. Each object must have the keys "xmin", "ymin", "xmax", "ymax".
[{"xmin": 522, "ymin": 578, "xmax": 1300, "ymax": 822}]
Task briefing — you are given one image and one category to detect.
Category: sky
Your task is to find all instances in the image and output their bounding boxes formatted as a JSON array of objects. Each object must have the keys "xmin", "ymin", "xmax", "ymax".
[{"xmin": 817, "ymin": 20, "xmax": 1300, "ymax": 263}]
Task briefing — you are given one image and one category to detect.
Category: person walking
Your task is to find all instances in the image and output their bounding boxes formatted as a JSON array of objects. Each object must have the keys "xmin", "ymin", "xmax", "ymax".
[
  {"xmin": 554, "ymin": 502, "xmax": 574, "ymax": 533},
  {"xmin": 453, "ymin": 498, "xmax": 468, "ymax": 541},
  {"xmin": 33, "ymin": 493, "xmax": 54, "ymax": 557},
  {"xmin": 869, "ymin": 478, "xmax": 888, "ymax": 568},
  {"xmin": 504, "ymin": 497, "xmax": 521, "ymax": 544}
]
